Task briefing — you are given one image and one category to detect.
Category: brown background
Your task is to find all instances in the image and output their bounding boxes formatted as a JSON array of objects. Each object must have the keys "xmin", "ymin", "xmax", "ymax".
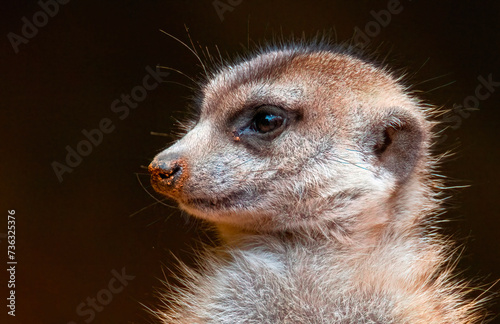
[{"xmin": 2, "ymin": 0, "xmax": 500, "ymax": 323}]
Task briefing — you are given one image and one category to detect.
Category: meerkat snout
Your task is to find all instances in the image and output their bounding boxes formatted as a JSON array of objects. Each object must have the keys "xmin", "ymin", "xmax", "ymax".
[{"xmin": 149, "ymin": 155, "xmax": 188, "ymax": 197}]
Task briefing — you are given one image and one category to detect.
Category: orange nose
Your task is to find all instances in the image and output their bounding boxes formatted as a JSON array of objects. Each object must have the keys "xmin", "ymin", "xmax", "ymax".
[{"xmin": 148, "ymin": 157, "xmax": 188, "ymax": 197}]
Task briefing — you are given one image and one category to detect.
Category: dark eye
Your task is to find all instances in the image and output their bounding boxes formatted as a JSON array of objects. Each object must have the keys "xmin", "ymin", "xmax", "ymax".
[
  {"xmin": 232, "ymin": 105, "xmax": 289, "ymax": 142},
  {"xmin": 251, "ymin": 111, "xmax": 284, "ymax": 133}
]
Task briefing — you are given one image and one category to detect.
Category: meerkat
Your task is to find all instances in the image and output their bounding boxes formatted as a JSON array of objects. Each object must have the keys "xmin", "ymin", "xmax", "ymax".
[{"xmin": 148, "ymin": 40, "xmax": 488, "ymax": 323}]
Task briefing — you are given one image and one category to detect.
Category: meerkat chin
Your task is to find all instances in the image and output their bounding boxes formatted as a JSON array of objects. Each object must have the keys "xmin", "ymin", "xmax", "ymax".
[{"xmin": 148, "ymin": 42, "xmax": 488, "ymax": 323}]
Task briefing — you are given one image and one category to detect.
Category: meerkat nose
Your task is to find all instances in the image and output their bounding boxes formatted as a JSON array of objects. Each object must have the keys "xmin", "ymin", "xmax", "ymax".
[{"xmin": 148, "ymin": 156, "xmax": 187, "ymax": 192}]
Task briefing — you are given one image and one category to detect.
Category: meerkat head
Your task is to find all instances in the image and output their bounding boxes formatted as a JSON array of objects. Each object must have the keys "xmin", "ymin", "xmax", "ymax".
[{"xmin": 149, "ymin": 43, "xmax": 434, "ymax": 236}]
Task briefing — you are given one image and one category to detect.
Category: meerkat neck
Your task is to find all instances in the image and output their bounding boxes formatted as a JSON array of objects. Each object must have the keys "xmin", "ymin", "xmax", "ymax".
[
  {"xmin": 215, "ymin": 219, "xmax": 349, "ymax": 247},
  {"xmin": 215, "ymin": 223, "xmax": 241, "ymax": 242},
  {"xmin": 215, "ymin": 223, "xmax": 260, "ymax": 245}
]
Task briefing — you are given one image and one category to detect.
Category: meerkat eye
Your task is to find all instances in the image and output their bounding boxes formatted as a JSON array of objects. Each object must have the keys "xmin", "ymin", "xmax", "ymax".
[
  {"xmin": 252, "ymin": 112, "xmax": 284, "ymax": 133},
  {"xmin": 249, "ymin": 105, "xmax": 287, "ymax": 135},
  {"xmin": 231, "ymin": 105, "xmax": 289, "ymax": 143}
]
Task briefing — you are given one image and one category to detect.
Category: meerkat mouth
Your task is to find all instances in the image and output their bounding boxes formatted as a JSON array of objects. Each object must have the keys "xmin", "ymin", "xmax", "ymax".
[{"xmin": 184, "ymin": 188, "xmax": 257, "ymax": 211}]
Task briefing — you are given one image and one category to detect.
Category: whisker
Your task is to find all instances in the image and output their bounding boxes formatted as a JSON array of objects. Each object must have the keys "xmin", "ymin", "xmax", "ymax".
[
  {"xmin": 150, "ymin": 132, "xmax": 170, "ymax": 137},
  {"xmin": 425, "ymin": 80, "xmax": 456, "ymax": 93},
  {"xmin": 147, "ymin": 216, "xmax": 165, "ymax": 227},
  {"xmin": 162, "ymin": 80, "xmax": 196, "ymax": 91},
  {"xmin": 333, "ymin": 155, "xmax": 372, "ymax": 172},
  {"xmin": 215, "ymin": 44, "xmax": 224, "ymax": 65},
  {"xmin": 184, "ymin": 24, "xmax": 199, "ymax": 63},
  {"xmin": 136, "ymin": 173, "xmax": 176, "ymax": 209},
  {"xmin": 129, "ymin": 200, "xmax": 163, "ymax": 218},
  {"xmin": 197, "ymin": 41, "xmax": 210, "ymax": 63},
  {"xmin": 244, "ymin": 168, "xmax": 281, "ymax": 174},
  {"xmin": 232, "ymin": 158, "xmax": 254, "ymax": 168},
  {"xmin": 156, "ymin": 65, "xmax": 197, "ymax": 85},
  {"xmin": 159, "ymin": 29, "xmax": 209, "ymax": 78},
  {"xmin": 205, "ymin": 45, "xmax": 214, "ymax": 65},
  {"xmin": 413, "ymin": 73, "xmax": 453, "ymax": 86},
  {"xmin": 412, "ymin": 57, "xmax": 430, "ymax": 77},
  {"xmin": 246, "ymin": 14, "xmax": 250, "ymax": 49}
]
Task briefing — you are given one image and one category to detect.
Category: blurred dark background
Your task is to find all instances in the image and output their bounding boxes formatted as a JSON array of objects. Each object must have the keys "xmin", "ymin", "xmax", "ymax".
[{"xmin": 2, "ymin": 0, "xmax": 500, "ymax": 323}]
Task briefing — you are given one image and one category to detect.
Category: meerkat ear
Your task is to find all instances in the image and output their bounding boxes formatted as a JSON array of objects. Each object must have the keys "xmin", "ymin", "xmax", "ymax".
[{"xmin": 372, "ymin": 111, "xmax": 425, "ymax": 182}]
